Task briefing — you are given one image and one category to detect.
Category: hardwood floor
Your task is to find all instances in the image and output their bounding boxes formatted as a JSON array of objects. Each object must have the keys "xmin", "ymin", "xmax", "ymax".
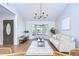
[
  {"xmin": 0, "ymin": 39, "xmax": 59, "ymax": 53},
  {"xmin": 0, "ymin": 40, "xmax": 32, "ymax": 53},
  {"xmin": 0, "ymin": 39, "xmax": 69, "ymax": 55}
]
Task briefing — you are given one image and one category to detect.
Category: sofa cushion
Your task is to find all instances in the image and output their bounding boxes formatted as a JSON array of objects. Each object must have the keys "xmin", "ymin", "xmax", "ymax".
[
  {"xmin": 50, "ymin": 33, "xmax": 75, "ymax": 52},
  {"xmin": 61, "ymin": 35, "xmax": 74, "ymax": 42}
]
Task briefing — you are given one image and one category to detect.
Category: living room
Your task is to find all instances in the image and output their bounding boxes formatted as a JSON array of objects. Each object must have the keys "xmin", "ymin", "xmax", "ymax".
[{"xmin": 0, "ymin": 3, "xmax": 79, "ymax": 56}]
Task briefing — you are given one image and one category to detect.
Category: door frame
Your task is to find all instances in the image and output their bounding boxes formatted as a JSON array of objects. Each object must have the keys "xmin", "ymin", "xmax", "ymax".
[{"xmin": 3, "ymin": 20, "xmax": 14, "ymax": 45}]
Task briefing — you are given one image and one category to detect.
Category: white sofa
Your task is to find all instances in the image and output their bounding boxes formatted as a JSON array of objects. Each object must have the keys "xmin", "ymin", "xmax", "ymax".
[{"xmin": 49, "ymin": 34, "xmax": 75, "ymax": 52}]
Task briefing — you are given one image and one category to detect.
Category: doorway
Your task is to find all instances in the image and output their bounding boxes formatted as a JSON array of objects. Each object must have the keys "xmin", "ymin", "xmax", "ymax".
[{"xmin": 3, "ymin": 20, "xmax": 14, "ymax": 45}]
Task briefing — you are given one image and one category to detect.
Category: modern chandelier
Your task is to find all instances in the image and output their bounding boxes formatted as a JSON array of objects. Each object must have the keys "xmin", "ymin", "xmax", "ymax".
[{"xmin": 34, "ymin": 3, "xmax": 48, "ymax": 19}]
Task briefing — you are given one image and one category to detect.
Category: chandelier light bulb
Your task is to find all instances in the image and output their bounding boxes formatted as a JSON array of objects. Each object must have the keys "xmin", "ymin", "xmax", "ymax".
[
  {"xmin": 35, "ymin": 13, "xmax": 37, "ymax": 15},
  {"xmin": 42, "ymin": 12, "xmax": 44, "ymax": 14}
]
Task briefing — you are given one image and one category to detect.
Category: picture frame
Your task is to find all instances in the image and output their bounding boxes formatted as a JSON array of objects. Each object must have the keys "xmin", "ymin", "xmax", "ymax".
[{"xmin": 61, "ymin": 17, "xmax": 71, "ymax": 30}]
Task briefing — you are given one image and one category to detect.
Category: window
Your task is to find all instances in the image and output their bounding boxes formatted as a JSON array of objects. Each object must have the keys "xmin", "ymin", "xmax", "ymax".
[{"xmin": 32, "ymin": 24, "xmax": 48, "ymax": 35}]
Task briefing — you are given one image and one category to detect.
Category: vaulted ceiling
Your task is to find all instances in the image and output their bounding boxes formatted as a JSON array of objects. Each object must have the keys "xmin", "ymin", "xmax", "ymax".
[{"xmin": 6, "ymin": 3, "xmax": 69, "ymax": 21}]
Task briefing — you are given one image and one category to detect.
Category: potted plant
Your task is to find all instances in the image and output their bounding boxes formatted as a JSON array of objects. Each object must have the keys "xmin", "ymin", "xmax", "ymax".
[
  {"xmin": 50, "ymin": 27, "xmax": 56, "ymax": 34},
  {"xmin": 50, "ymin": 27, "xmax": 57, "ymax": 38}
]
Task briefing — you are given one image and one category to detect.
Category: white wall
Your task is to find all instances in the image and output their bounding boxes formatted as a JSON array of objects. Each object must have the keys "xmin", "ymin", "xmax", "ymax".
[
  {"xmin": 17, "ymin": 14, "xmax": 25, "ymax": 37},
  {"xmin": 26, "ymin": 20, "xmax": 55, "ymax": 39},
  {"xmin": 14, "ymin": 14, "xmax": 25, "ymax": 45},
  {"xmin": 6, "ymin": 4, "xmax": 26, "ymax": 44},
  {"xmin": 56, "ymin": 4, "xmax": 79, "ymax": 48},
  {"xmin": 0, "ymin": 4, "xmax": 25, "ymax": 45}
]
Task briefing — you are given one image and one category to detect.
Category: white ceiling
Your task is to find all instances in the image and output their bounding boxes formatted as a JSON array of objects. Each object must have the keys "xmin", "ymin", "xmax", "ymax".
[
  {"xmin": 8, "ymin": 3, "xmax": 69, "ymax": 21},
  {"xmin": 0, "ymin": 5, "xmax": 15, "ymax": 17}
]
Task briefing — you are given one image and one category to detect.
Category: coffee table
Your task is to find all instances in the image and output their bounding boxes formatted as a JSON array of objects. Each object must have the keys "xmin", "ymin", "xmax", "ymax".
[{"xmin": 37, "ymin": 38, "xmax": 45, "ymax": 47}]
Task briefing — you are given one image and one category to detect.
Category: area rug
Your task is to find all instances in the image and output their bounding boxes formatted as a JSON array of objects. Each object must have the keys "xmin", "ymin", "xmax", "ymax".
[{"xmin": 26, "ymin": 40, "xmax": 53, "ymax": 55}]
